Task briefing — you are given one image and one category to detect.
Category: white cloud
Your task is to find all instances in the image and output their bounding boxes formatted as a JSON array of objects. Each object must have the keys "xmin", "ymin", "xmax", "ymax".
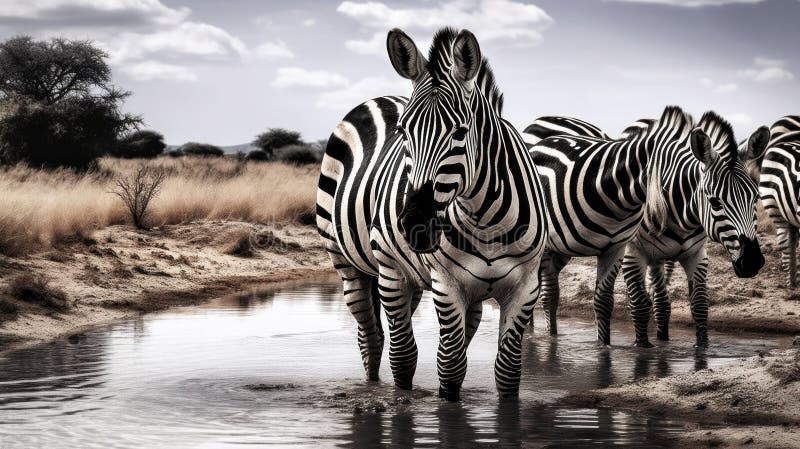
[
  {"xmin": 700, "ymin": 77, "xmax": 739, "ymax": 94},
  {"xmin": 252, "ymin": 41, "xmax": 294, "ymax": 60},
  {"xmin": 608, "ymin": 0, "xmax": 764, "ymax": 6},
  {"xmin": 0, "ymin": 0, "xmax": 189, "ymax": 27},
  {"xmin": 109, "ymin": 22, "xmax": 247, "ymax": 63},
  {"xmin": 316, "ymin": 76, "xmax": 409, "ymax": 110},
  {"xmin": 120, "ymin": 60, "xmax": 197, "ymax": 81},
  {"xmin": 337, "ymin": 0, "xmax": 553, "ymax": 55},
  {"xmin": 272, "ymin": 67, "xmax": 350, "ymax": 89},
  {"xmin": 738, "ymin": 57, "xmax": 795, "ymax": 82},
  {"xmin": 303, "ymin": 18, "xmax": 316, "ymax": 27}
]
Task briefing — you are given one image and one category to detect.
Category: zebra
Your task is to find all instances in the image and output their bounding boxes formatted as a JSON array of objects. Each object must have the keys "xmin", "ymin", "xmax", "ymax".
[
  {"xmin": 621, "ymin": 112, "xmax": 769, "ymax": 347},
  {"xmin": 526, "ymin": 106, "xmax": 695, "ymax": 345},
  {"xmin": 316, "ymin": 27, "xmax": 548, "ymax": 401},
  {"xmin": 754, "ymin": 116, "xmax": 800, "ymax": 288}
]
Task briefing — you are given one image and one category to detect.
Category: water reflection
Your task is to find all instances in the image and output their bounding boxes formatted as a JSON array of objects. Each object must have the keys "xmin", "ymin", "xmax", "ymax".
[{"xmin": 0, "ymin": 281, "xmax": 785, "ymax": 448}]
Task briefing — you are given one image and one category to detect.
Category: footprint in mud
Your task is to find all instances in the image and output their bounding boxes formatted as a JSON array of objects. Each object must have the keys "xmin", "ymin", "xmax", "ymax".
[{"xmin": 307, "ymin": 384, "xmax": 437, "ymax": 414}]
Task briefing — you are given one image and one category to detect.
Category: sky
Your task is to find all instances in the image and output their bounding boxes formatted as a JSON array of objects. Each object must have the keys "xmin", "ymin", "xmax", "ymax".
[{"xmin": 0, "ymin": 0, "xmax": 797, "ymax": 146}]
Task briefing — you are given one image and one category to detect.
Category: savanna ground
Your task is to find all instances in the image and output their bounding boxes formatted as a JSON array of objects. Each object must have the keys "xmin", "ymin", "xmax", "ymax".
[{"xmin": 0, "ymin": 157, "xmax": 798, "ymax": 447}]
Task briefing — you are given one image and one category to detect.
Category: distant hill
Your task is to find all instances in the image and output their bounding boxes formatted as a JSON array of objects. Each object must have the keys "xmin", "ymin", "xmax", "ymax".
[{"xmin": 166, "ymin": 143, "xmax": 257, "ymax": 155}]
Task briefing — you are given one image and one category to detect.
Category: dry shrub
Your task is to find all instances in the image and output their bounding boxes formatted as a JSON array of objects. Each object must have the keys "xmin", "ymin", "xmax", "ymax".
[
  {"xmin": 222, "ymin": 229, "xmax": 256, "ymax": 257},
  {"xmin": 7, "ymin": 272, "xmax": 69, "ymax": 310},
  {"xmin": 0, "ymin": 157, "xmax": 318, "ymax": 256},
  {"xmin": 113, "ymin": 165, "xmax": 166, "ymax": 229}
]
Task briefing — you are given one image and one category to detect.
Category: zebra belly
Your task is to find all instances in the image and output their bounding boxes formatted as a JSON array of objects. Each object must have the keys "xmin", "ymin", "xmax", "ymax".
[{"xmin": 631, "ymin": 228, "xmax": 706, "ymax": 263}]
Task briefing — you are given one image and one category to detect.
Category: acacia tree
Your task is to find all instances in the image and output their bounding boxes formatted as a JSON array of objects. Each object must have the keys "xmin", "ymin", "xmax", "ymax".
[
  {"xmin": 113, "ymin": 130, "xmax": 167, "ymax": 159},
  {"xmin": 0, "ymin": 36, "xmax": 140, "ymax": 169},
  {"xmin": 252, "ymin": 128, "xmax": 303, "ymax": 159}
]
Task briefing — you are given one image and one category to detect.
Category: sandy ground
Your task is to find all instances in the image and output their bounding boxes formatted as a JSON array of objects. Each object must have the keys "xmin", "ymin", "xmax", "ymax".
[{"xmin": 0, "ymin": 220, "xmax": 332, "ymax": 352}]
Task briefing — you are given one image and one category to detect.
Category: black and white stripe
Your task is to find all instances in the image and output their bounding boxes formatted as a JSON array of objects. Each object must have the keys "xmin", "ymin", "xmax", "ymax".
[
  {"xmin": 527, "ymin": 106, "xmax": 694, "ymax": 345},
  {"xmin": 522, "ymin": 116, "xmax": 609, "ymax": 147},
  {"xmin": 621, "ymin": 112, "xmax": 768, "ymax": 347},
  {"xmin": 317, "ymin": 28, "xmax": 547, "ymax": 400},
  {"xmin": 757, "ymin": 116, "xmax": 800, "ymax": 288}
]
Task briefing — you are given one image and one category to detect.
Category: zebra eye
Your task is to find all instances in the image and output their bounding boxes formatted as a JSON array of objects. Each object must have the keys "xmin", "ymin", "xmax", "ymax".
[
  {"xmin": 709, "ymin": 197, "xmax": 724, "ymax": 212},
  {"xmin": 452, "ymin": 126, "xmax": 468, "ymax": 141}
]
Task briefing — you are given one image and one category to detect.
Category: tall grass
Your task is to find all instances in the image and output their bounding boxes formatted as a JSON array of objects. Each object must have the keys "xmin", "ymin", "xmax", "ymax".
[{"xmin": 0, "ymin": 158, "xmax": 318, "ymax": 256}]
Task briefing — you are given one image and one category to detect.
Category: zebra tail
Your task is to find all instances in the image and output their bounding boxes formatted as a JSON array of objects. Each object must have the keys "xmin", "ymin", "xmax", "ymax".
[{"xmin": 643, "ymin": 159, "xmax": 668, "ymax": 235}]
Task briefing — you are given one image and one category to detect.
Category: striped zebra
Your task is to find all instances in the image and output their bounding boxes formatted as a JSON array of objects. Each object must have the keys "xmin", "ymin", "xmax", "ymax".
[
  {"xmin": 621, "ymin": 112, "xmax": 768, "ymax": 347},
  {"xmin": 527, "ymin": 106, "xmax": 694, "ymax": 344},
  {"xmin": 316, "ymin": 28, "xmax": 548, "ymax": 401},
  {"xmin": 521, "ymin": 116, "xmax": 609, "ymax": 147},
  {"xmin": 755, "ymin": 116, "xmax": 800, "ymax": 287}
]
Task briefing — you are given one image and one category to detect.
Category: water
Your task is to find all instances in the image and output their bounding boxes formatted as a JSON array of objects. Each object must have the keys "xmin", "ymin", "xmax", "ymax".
[{"xmin": 0, "ymin": 280, "xmax": 785, "ymax": 448}]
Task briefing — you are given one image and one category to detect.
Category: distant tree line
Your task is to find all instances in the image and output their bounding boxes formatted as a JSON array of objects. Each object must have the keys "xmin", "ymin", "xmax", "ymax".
[{"xmin": 0, "ymin": 35, "xmax": 324, "ymax": 169}]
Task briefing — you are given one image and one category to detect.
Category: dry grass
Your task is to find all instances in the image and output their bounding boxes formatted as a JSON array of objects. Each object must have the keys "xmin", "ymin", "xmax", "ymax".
[
  {"xmin": 0, "ymin": 157, "xmax": 318, "ymax": 256},
  {"xmin": 6, "ymin": 272, "xmax": 69, "ymax": 310}
]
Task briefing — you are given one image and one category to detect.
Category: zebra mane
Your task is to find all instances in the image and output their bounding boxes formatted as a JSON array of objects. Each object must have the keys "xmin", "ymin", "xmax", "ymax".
[
  {"xmin": 697, "ymin": 111, "xmax": 738, "ymax": 167},
  {"xmin": 426, "ymin": 27, "xmax": 504, "ymax": 114},
  {"xmin": 641, "ymin": 105, "xmax": 694, "ymax": 234}
]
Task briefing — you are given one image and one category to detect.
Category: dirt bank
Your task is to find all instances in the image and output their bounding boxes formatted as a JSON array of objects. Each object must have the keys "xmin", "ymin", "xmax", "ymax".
[
  {"xmin": 564, "ymin": 343, "xmax": 800, "ymax": 448},
  {"xmin": 546, "ymin": 233, "xmax": 800, "ymax": 338},
  {"xmin": 0, "ymin": 220, "xmax": 333, "ymax": 353}
]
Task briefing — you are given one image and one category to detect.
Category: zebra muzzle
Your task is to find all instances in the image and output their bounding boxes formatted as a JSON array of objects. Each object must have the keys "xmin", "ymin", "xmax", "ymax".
[
  {"xmin": 733, "ymin": 235, "xmax": 764, "ymax": 278},
  {"xmin": 399, "ymin": 181, "xmax": 441, "ymax": 253}
]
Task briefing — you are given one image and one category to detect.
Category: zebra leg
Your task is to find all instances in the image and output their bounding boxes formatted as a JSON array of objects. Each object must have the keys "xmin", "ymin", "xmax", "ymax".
[
  {"xmin": 464, "ymin": 301, "xmax": 483, "ymax": 349},
  {"xmin": 495, "ymin": 277, "xmax": 541, "ymax": 397},
  {"xmin": 433, "ymin": 283, "xmax": 468, "ymax": 402},
  {"xmin": 776, "ymin": 221, "xmax": 798, "ymax": 288},
  {"xmin": 539, "ymin": 252, "xmax": 571, "ymax": 335},
  {"xmin": 650, "ymin": 264, "xmax": 671, "ymax": 342},
  {"xmin": 410, "ymin": 288, "xmax": 423, "ymax": 315},
  {"xmin": 594, "ymin": 248, "xmax": 625, "ymax": 346},
  {"xmin": 621, "ymin": 247, "xmax": 652, "ymax": 348},
  {"xmin": 377, "ymin": 265, "xmax": 418, "ymax": 390},
  {"xmin": 339, "ymin": 268, "xmax": 383, "ymax": 381},
  {"xmin": 679, "ymin": 248, "xmax": 709, "ymax": 347}
]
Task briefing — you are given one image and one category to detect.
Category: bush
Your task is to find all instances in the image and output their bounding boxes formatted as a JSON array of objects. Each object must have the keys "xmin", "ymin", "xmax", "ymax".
[
  {"xmin": 274, "ymin": 144, "xmax": 322, "ymax": 165},
  {"xmin": 166, "ymin": 149, "xmax": 184, "ymax": 158},
  {"xmin": 246, "ymin": 149, "xmax": 270, "ymax": 161},
  {"xmin": 113, "ymin": 130, "xmax": 166, "ymax": 159},
  {"xmin": 179, "ymin": 142, "xmax": 224, "ymax": 157},
  {"xmin": 113, "ymin": 166, "xmax": 166, "ymax": 229},
  {"xmin": 7, "ymin": 272, "xmax": 68, "ymax": 310},
  {"xmin": 0, "ymin": 95, "xmax": 138, "ymax": 169},
  {"xmin": 253, "ymin": 128, "xmax": 303, "ymax": 159}
]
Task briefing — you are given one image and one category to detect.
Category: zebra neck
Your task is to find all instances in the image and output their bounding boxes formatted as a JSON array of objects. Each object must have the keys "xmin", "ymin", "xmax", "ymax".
[{"xmin": 677, "ymin": 159, "xmax": 705, "ymax": 230}]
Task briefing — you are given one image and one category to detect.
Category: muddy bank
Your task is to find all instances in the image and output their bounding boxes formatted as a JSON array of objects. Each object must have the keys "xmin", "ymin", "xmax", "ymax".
[
  {"xmin": 563, "ymin": 343, "xmax": 800, "ymax": 448},
  {"xmin": 0, "ymin": 221, "xmax": 334, "ymax": 353},
  {"xmin": 548, "ymin": 233, "xmax": 800, "ymax": 337}
]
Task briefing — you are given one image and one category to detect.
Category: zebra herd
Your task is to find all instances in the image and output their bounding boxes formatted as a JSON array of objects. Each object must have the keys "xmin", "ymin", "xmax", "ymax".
[{"xmin": 315, "ymin": 27, "xmax": 799, "ymax": 401}]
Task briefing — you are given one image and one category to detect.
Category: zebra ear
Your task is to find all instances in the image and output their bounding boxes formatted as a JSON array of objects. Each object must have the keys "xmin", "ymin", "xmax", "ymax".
[
  {"xmin": 740, "ymin": 126, "xmax": 770, "ymax": 161},
  {"xmin": 690, "ymin": 128, "xmax": 718, "ymax": 167},
  {"xmin": 387, "ymin": 28, "xmax": 427, "ymax": 82},
  {"xmin": 452, "ymin": 30, "xmax": 481, "ymax": 86}
]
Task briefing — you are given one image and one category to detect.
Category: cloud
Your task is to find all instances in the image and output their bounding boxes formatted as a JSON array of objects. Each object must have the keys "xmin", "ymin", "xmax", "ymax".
[
  {"xmin": 337, "ymin": 0, "xmax": 553, "ymax": 55},
  {"xmin": 109, "ymin": 22, "xmax": 248, "ymax": 63},
  {"xmin": 608, "ymin": 0, "xmax": 764, "ymax": 6},
  {"xmin": 316, "ymin": 76, "xmax": 409, "ymax": 110},
  {"xmin": 252, "ymin": 41, "xmax": 294, "ymax": 60},
  {"xmin": 120, "ymin": 61, "xmax": 197, "ymax": 81},
  {"xmin": 700, "ymin": 77, "xmax": 739, "ymax": 94},
  {"xmin": 737, "ymin": 57, "xmax": 795, "ymax": 82},
  {"xmin": 0, "ymin": 0, "xmax": 189, "ymax": 28},
  {"xmin": 272, "ymin": 67, "xmax": 350, "ymax": 89},
  {"xmin": 303, "ymin": 18, "xmax": 316, "ymax": 27}
]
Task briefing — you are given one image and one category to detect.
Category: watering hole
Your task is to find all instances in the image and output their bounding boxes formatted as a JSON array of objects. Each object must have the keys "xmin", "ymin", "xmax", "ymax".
[{"xmin": 0, "ymin": 280, "xmax": 787, "ymax": 448}]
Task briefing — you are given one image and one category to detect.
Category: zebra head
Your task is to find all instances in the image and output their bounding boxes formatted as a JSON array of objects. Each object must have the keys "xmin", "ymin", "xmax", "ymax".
[
  {"xmin": 387, "ymin": 28, "xmax": 484, "ymax": 252},
  {"xmin": 692, "ymin": 113, "xmax": 770, "ymax": 278}
]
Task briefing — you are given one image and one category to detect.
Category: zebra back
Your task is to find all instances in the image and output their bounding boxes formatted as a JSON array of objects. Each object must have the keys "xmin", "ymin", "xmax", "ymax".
[{"xmin": 521, "ymin": 116, "xmax": 609, "ymax": 148}]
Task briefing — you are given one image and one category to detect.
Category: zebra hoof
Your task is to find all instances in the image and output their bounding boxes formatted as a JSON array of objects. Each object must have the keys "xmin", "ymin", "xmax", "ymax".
[
  {"xmin": 438, "ymin": 384, "xmax": 461, "ymax": 402},
  {"xmin": 634, "ymin": 340, "xmax": 654, "ymax": 348},
  {"xmin": 656, "ymin": 331, "xmax": 669, "ymax": 341}
]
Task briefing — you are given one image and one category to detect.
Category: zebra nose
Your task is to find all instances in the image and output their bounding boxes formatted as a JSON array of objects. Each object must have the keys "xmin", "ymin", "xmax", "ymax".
[
  {"xmin": 733, "ymin": 235, "xmax": 764, "ymax": 278},
  {"xmin": 399, "ymin": 181, "xmax": 440, "ymax": 253}
]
